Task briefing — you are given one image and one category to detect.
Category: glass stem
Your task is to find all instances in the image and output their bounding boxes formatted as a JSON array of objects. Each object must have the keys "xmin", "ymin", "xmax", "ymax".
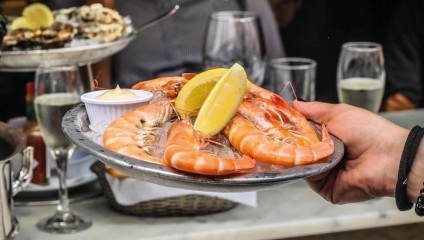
[{"xmin": 55, "ymin": 153, "xmax": 71, "ymax": 218}]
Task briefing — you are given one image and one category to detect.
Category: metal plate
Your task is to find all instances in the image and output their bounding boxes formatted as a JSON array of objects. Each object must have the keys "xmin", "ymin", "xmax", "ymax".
[
  {"xmin": 63, "ymin": 104, "xmax": 344, "ymax": 193},
  {"xmin": 0, "ymin": 33, "xmax": 136, "ymax": 72}
]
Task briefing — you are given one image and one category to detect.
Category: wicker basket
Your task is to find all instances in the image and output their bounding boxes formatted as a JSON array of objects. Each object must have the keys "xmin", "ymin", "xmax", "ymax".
[{"xmin": 90, "ymin": 161, "xmax": 238, "ymax": 216}]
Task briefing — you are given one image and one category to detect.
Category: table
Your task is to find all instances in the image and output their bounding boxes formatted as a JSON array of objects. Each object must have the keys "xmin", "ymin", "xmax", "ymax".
[
  {"xmin": 13, "ymin": 180, "xmax": 424, "ymax": 240},
  {"xmin": 380, "ymin": 109, "xmax": 424, "ymax": 129},
  {"xmin": 13, "ymin": 109, "xmax": 424, "ymax": 240}
]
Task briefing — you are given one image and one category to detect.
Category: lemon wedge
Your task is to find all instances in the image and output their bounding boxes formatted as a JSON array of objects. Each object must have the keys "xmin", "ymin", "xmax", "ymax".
[
  {"xmin": 193, "ymin": 63, "xmax": 247, "ymax": 136},
  {"xmin": 176, "ymin": 68, "xmax": 252, "ymax": 116},
  {"xmin": 22, "ymin": 3, "xmax": 54, "ymax": 29},
  {"xmin": 10, "ymin": 16, "xmax": 35, "ymax": 30},
  {"xmin": 176, "ymin": 68, "xmax": 229, "ymax": 116}
]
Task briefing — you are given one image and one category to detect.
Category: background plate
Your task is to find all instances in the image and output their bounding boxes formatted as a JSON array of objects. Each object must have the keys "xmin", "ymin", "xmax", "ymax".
[
  {"xmin": 15, "ymin": 178, "xmax": 101, "ymax": 206},
  {"xmin": 23, "ymin": 172, "xmax": 97, "ymax": 193},
  {"xmin": 63, "ymin": 104, "xmax": 344, "ymax": 192}
]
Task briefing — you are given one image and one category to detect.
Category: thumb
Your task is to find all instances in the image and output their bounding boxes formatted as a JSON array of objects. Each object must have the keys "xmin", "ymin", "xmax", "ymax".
[{"xmin": 293, "ymin": 100, "xmax": 335, "ymax": 124}]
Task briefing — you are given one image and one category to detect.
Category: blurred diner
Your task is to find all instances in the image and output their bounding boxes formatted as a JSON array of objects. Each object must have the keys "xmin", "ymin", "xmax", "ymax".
[
  {"xmin": 91, "ymin": 0, "xmax": 285, "ymax": 91},
  {"xmin": 268, "ymin": 0, "xmax": 399, "ymax": 108},
  {"xmin": 382, "ymin": 0, "xmax": 424, "ymax": 111}
]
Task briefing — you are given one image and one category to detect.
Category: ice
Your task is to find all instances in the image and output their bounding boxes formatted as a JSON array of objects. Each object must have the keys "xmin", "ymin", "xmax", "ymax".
[
  {"xmin": 84, "ymin": 126, "xmax": 104, "ymax": 146},
  {"xmin": 204, "ymin": 133, "xmax": 242, "ymax": 159},
  {"xmin": 149, "ymin": 122, "xmax": 172, "ymax": 158},
  {"xmin": 255, "ymin": 161, "xmax": 286, "ymax": 172},
  {"xmin": 89, "ymin": 121, "xmax": 109, "ymax": 133}
]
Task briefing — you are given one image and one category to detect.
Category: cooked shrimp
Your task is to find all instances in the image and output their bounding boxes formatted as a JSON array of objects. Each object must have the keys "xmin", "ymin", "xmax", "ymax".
[
  {"xmin": 237, "ymin": 100, "xmax": 312, "ymax": 146},
  {"xmin": 163, "ymin": 119, "xmax": 256, "ymax": 175},
  {"xmin": 224, "ymin": 115, "xmax": 334, "ymax": 167},
  {"xmin": 247, "ymin": 84, "xmax": 320, "ymax": 144},
  {"xmin": 131, "ymin": 76, "xmax": 190, "ymax": 99},
  {"xmin": 103, "ymin": 101, "xmax": 175, "ymax": 166}
]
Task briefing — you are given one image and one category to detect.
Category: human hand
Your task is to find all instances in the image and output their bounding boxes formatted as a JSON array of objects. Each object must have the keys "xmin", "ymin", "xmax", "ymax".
[
  {"xmin": 294, "ymin": 101, "xmax": 409, "ymax": 204},
  {"xmin": 383, "ymin": 93, "xmax": 415, "ymax": 112}
]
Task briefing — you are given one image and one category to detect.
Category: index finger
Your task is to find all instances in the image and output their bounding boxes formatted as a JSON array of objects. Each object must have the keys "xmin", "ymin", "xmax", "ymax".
[{"xmin": 293, "ymin": 100, "xmax": 335, "ymax": 124}]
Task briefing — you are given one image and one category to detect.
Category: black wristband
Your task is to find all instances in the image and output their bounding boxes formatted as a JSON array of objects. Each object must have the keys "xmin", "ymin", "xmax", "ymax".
[
  {"xmin": 395, "ymin": 126, "xmax": 421, "ymax": 211},
  {"xmin": 416, "ymin": 184, "xmax": 424, "ymax": 216},
  {"xmin": 413, "ymin": 128, "xmax": 424, "ymax": 217}
]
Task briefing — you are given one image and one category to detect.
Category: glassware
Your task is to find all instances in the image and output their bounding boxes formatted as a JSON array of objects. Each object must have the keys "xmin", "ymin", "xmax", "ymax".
[
  {"xmin": 203, "ymin": 11, "xmax": 266, "ymax": 85},
  {"xmin": 34, "ymin": 64, "xmax": 91, "ymax": 233},
  {"xmin": 337, "ymin": 42, "xmax": 385, "ymax": 113},
  {"xmin": 268, "ymin": 57, "xmax": 316, "ymax": 102}
]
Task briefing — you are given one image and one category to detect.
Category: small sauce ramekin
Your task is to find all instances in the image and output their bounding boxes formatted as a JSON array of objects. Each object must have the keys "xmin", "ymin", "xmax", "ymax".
[{"xmin": 81, "ymin": 89, "xmax": 153, "ymax": 126}]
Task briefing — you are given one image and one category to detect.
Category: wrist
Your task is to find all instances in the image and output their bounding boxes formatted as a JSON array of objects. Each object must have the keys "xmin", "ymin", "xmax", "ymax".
[
  {"xmin": 407, "ymin": 141, "xmax": 424, "ymax": 202},
  {"xmin": 385, "ymin": 127, "xmax": 409, "ymax": 197}
]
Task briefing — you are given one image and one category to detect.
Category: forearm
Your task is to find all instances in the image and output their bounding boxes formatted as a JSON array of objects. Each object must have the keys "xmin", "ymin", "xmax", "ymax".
[{"xmin": 408, "ymin": 142, "xmax": 424, "ymax": 202}]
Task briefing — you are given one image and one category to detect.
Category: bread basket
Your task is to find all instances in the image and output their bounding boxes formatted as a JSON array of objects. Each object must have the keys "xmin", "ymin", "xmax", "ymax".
[{"xmin": 90, "ymin": 161, "xmax": 238, "ymax": 216}]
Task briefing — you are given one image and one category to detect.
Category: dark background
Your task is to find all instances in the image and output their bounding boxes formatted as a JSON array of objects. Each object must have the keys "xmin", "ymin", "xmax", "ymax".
[
  {"xmin": 0, "ymin": 0, "xmax": 400, "ymax": 121},
  {"xmin": 279, "ymin": 0, "xmax": 398, "ymax": 103}
]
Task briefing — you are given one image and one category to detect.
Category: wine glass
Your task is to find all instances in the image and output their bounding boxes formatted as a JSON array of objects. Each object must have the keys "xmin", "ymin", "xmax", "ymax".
[
  {"xmin": 337, "ymin": 42, "xmax": 385, "ymax": 113},
  {"xmin": 34, "ymin": 64, "xmax": 92, "ymax": 233},
  {"xmin": 203, "ymin": 11, "xmax": 266, "ymax": 85}
]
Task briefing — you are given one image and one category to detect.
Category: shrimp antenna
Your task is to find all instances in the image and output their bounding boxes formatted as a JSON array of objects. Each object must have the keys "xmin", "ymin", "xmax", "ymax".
[
  {"xmin": 93, "ymin": 71, "xmax": 108, "ymax": 90},
  {"xmin": 205, "ymin": 138, "xmax": 227, "ymax": 148},
  {"xmin": 279, "ymin": 82, "xmax": 298, "ymax": 102},
  {"xmin": 170, "ymin": 103, "xmax": 182, "ymax": 121},
  {"xmin": 267, "ymin": 106, "xmax": 284, "ymax": 125}
]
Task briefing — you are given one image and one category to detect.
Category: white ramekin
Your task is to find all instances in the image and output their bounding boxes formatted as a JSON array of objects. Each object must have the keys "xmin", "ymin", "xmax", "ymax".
[{"xmin": 80, "ymin": 89, "xmax": 153, "ymax": 126}]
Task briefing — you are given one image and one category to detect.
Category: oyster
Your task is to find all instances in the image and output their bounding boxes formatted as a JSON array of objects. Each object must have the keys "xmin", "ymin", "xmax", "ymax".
[
  {"xmin": 1, "ymin": 3, "xmax": 129, "ymax": 50},
  {"xmin": 1, "ymin": 22, "xmax": 77, "ymax": 50},
  {"xmin": 54, "ymin": 3, "xmax": 128, "ymax": 42}
]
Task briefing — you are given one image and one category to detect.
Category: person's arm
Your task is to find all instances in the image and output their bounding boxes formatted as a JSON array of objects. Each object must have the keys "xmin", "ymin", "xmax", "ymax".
[
  {"xmin": 383, "ymin": 93, "xmax": 415, "ymax": 112},
  {"xmin": 295, "ymin": 101, "xmax": 424, "ymax": 204}
]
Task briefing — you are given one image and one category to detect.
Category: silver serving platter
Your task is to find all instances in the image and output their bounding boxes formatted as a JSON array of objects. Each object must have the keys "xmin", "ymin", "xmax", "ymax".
[
  {"xmin": 63, "ymin": 104, "xmax": 344, "ymax": 192},
  {"xmin": 0, "ymin": 33, "xmax": 136, "ymax": 72}
]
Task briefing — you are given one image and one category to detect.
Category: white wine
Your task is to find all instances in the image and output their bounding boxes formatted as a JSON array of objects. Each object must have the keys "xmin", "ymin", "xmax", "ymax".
[
  {"xmin": 338, "ymin": 78, "xmax": 384, "ymax": 113},
  {"xmin": 35, "ymin": 93, "xmax": 80, "ymax": 155}
]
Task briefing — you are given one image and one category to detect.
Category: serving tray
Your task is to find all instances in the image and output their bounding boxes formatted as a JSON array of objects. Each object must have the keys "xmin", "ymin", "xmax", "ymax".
[{"xmin": 62, "ymin": 104, "xmax": 344, "ymax": 192}]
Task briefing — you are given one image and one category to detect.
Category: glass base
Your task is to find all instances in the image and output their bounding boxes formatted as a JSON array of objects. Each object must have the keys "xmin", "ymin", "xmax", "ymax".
[{"xmin": 36, "ymin": 211, "xmax": 92, "ymax": 234}]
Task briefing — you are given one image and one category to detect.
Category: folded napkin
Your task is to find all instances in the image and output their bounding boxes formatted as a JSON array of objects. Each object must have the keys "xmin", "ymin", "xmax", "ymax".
[{"xmin": 105, "ymin": 174, "xmax": 257, "ymax": 207}]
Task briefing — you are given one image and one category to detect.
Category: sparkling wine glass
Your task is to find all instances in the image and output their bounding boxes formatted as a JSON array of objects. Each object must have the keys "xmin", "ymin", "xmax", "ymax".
[
  {"xmin": 337, "ymin": 42, "xmax": 385, "ymax": 113},
  {"xmin": 34, "ymin": 64, "xmax": 91, "ymax": 233},
  {"xmin": 203, "ymin": 11, "xmax": 266, "ymax": 85}
]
